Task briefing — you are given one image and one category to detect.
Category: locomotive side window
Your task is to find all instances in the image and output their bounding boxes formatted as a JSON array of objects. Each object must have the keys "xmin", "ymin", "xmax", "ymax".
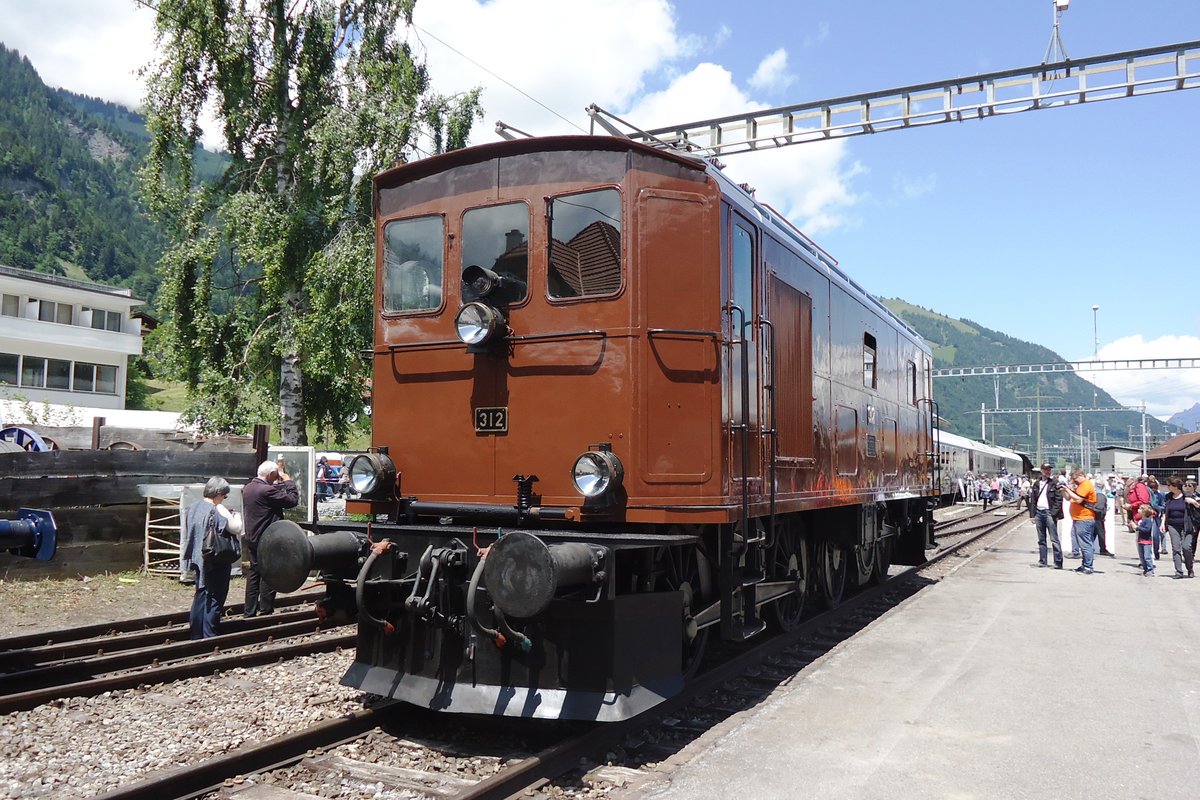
[
  {"xmin": 906, "ymin": 360, "xmax": 917, "ymax": 405},
  {"xmin": 462, "ymin": 202, "xmax": 529, "ymax": 305},
  {"xmin": 383, "ymin": 216, "xmax": 444, "ymax": 313},
  {"xmin": 548, "ymin": 188, "xmax": 621, "ymax": 299},
  {"xmin": 863, "ymin": 333, "xmax": 877, "ymax": 389}
]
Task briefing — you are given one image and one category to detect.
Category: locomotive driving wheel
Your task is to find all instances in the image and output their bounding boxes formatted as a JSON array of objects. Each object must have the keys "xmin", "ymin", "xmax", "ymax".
[
  {"xmin": 653, "ymin": 535, "xmax": 713, "ymax": 679},
  {"xmin": 815, "ymin": 539, "xmax": 847, "ymax": 609},
  {"xmin": 767, "ymin": 521, "xmax": 809, "ymax": 631}
]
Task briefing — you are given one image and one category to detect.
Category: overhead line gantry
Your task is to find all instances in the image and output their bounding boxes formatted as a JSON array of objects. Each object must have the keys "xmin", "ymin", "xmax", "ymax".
[{"xmin": 586, "ymin": 40, "xmax": 1200, "ymax": 156}]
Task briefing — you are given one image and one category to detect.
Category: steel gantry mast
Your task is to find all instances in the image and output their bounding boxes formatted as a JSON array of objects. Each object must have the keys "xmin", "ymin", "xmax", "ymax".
[{"xmin": 586, "ymin": 40, "xmax": 1200, "ymax": 157}]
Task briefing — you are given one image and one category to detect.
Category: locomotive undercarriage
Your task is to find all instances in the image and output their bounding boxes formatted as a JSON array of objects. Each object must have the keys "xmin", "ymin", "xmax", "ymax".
[{"xmin": 263, "ymin": 497, "xmax": 930, "ymax": 722}]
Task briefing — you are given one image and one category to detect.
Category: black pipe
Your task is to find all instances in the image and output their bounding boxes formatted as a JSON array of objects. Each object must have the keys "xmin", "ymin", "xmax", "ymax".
[{"xmin": 406, "ymin": 501, "xmax": 569, "ymax": 523}]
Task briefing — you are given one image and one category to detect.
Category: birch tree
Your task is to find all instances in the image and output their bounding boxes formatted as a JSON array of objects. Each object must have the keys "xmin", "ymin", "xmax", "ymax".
[{"xmin": 141, "ymin": 0, "xmax": 480, "ymax": 444}]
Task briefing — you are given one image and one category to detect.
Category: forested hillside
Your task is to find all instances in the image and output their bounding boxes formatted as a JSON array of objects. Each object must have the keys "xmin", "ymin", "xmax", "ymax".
[
  {"xmin": 883, "ymin": 299, "xmax": 1175, "ymax": 457},
  {"xmin": 0, "ymin": 44, "xmax": 222, "ymax": 306}
]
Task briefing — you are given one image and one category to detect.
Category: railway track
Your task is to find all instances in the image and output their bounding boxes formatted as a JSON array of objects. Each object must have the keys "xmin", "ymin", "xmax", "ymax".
[
  {"xmin": 86, "ymin": 505, "xmax": 1027, "ymax": 800},
  {"xmin": 0, "ymin": 593, "xmax": 352, "ymax": 715}
]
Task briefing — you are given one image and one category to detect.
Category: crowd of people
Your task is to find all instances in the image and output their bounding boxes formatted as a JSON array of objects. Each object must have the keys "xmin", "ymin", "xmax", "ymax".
[{"xmin": 1022, "ymin": 465, "xmax": 1200, "ymax": 578}]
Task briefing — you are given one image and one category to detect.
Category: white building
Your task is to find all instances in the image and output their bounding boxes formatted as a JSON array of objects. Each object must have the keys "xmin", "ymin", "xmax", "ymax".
[{"xmin": 0, "ymin": 264, "xmax": 143, "ymax": 410}]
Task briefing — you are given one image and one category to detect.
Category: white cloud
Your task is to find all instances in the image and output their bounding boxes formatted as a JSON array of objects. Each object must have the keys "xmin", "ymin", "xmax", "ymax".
[
  {"xmin": 712, "ymin": 24, "xmax": 733, "ymax": 49},
  {"xmin": 621, "ymin": 62, "xmax": 862, "ymax": 235},
  {"xmin": 1088, "ymin": 335, "xmax": 1200, "ymax": 420},
  {"xmin": 894, "ymin": 173, "xmax": 937, "ymax": 200},
  {"xmin": 748, "ymin": 47, "xmax": 795, "ymax": 93},
  {"xmin": 804, "ymin": 21, "xmax": 831, "ymax": 48},
  {"xmin": 2, "ymin": 0, "xmax": 157, "ymax": 110},
  {"xmin": 412, "ymin": 0, "xmax": 685, "ymax": 140}
]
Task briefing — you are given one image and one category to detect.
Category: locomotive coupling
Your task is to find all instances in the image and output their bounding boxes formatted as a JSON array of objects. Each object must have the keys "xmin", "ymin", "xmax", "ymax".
[
  {"xmin": 0, "ymin": 508, "xmax": 57, "ymax": 561},
  {"xmin": 482, "ymin": 530, "xmax": 608, "ymax": 618},
  {"xmin": 259, "ymin": 520, "xmax": 366, "ymax": 592}
]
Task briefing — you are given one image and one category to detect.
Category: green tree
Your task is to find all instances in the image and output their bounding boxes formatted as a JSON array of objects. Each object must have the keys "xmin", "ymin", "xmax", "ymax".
[{"xmin": 141, "ymin": 0, "xmax": 480, "ymax": 443}]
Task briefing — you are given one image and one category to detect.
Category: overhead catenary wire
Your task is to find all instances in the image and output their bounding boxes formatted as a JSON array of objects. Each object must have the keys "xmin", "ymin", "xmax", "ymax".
[{"xmin": 410, "ymin": 23, "xmax": 587, "ymax": 135}]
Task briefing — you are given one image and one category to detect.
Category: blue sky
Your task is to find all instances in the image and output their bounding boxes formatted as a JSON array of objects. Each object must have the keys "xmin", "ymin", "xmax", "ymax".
[{"xmin": 3, "ymin": 0, "xmax": 1198, "ymax": 416}]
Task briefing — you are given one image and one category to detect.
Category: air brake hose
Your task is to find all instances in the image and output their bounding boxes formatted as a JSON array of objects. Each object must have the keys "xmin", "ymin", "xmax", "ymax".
[
  {"xmin": 466, "ymin": 555, "xmax": 505, "ymax": 648},
  {"xmin": 355, "ymin": 539, "xmax": 395, "ymax": 635}
]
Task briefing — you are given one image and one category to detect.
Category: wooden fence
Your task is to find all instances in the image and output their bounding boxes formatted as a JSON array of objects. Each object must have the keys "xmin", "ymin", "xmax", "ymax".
[{"xmin": 0, "ymin": 449, "xmax": 258, "ymax": 579}]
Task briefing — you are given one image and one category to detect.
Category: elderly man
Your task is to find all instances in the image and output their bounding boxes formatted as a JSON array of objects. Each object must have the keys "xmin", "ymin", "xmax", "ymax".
[
  {"xmin": 1029, "ymin": 463, "xmax": 1065, "ymax": 568},
  {"xmin": 242, "ymin": 459, "xmax": 299, "ymax": 616},
  {"xmin": 1062, "ymin": 468, "xmax": 1099, "ymax": 574}
]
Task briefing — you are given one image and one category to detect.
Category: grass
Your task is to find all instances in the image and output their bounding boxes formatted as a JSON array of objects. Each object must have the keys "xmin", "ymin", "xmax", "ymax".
[{"xmin": 143, "ymin": 379, "xmax": 189, "ymax": 412}]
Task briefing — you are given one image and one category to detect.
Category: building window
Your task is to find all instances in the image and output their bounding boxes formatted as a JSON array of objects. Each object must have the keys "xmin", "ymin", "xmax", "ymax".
[
  {"xmin": 21, "ymin": 356, "xmax": 45, "ymax": 388},
  {"xmin": 96, "ymin": 365, "xmax": 117, "ymax": 394},
  {"xmin": 83, "ymin": 307, "xmax": 123, "ymax": 332},
  {"xmin": 69, "ymin": 361, "xmax": 118, "ymax": 394},
  {"xmin": 863, "ymin": 333, "xmax": 877, "ymax": 389},
  {"xmin": 0, "ymin": 356, "xmax": 119, "ymax": 395},
  {"xmin": 47, "ymin": 359, "xmax": 71, "ymax": 390},
  {"xmin": 33, "ymin": 300, "xmax": 74, "ymax": 325},
  {"xmin": 73, "ymin": 362, "xmax": 94, "ymax": 392},
  {"xmin": 1, "ymin": 294, "xmax": 18, "ymax": 317},
  {"xmin": 0, "ymin": 353, "xmax": 17, "ymax": 385}
]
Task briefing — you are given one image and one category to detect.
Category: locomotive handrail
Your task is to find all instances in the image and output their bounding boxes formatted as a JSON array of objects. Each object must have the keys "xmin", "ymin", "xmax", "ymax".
[
  {"xmin": 383, "ymin": 330, "xmax": 605, "ymax": 352},
  {"xmin": 508, "ymin": 329, "xmax": 605, "ymax": 342},
  {"xmin": 385, "ymin": 339, "xmax": 462, "ymax": 351},
  {"xmin": 646, "ymin": 327, "xmax": 720, "ymax": 339},
  {"xmin": 758, "ymin": 316, "xmax": 777, "ymax": 549}
]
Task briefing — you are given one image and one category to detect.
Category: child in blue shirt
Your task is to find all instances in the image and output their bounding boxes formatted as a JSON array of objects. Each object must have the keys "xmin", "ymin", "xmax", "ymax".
[{"xmin": 1136, "ymin": 504, "xmax": 1156, "ymax": 576}]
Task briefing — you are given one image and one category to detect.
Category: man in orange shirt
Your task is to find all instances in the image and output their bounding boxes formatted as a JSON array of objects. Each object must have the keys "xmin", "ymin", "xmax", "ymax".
[{"xmin": 1062, "ymin": 468, "xmax": 1098, "ymax": 574}]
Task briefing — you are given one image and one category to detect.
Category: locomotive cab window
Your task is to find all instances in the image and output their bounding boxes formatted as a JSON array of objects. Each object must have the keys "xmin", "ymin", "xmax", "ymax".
[
  {"xmin": 462, "ymin": 202, "xmax": 529, "ymax": 305},
  {"xmin": 383, "ymin": 216, "xmax": 444, "ymax": 313},
  {"xmin": 906, "ymin": 360, "xmax": 917, "ymax": 405},
  {"xmin": 548, "ymin": 188, "xmax": 621, "ymax": 299},
  {"xmin": 863, "ymin": 332, "xmax": 877, "ymax": 389}
]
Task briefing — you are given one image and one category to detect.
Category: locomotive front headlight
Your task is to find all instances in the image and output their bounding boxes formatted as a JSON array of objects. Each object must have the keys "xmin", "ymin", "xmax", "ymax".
[
  {"xmin": 347, "ymin": 452, "xmax": 397, "ymax": 498},
  {"xmin": 572, "ymin": 450, "xmax": 624, "ymax": 498},
  {"xmin": 454, "ymin": 302, "xmax": 503, "ymax": 346}
]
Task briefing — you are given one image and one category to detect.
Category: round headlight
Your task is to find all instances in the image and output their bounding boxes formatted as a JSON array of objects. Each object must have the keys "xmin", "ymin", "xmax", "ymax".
[
  {"xmin": 572, "ymin": 451, "xmax": 624, "ymax": 498},
  {"xmin": 347, "ymin": 453, "xmax": 397, "ymax": 498},
  {"xmin": 455, "ymin": 302, "xmax": 502, "ymax": 346}
]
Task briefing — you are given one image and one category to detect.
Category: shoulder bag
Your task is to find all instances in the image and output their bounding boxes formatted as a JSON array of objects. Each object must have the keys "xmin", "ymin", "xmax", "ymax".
[{"xmin": 201, "ymin": 509, "xmax": 242, "ymax": 565}]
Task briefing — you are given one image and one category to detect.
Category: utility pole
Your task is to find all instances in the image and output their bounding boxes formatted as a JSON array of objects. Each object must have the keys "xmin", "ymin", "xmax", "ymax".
[{"xmin": 1017, "ymin": 388, "xmax": 1048, "ymax": 467}]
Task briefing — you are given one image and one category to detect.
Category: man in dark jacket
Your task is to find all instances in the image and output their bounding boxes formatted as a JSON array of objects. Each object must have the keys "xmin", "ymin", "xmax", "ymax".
[
  {"xmin": 242, "ymin": 459, "xmax": 300, "ymax": 616},
  {"xmin": 1029, "ymin": 463, "xmax": 1065, "ymax": 568}
]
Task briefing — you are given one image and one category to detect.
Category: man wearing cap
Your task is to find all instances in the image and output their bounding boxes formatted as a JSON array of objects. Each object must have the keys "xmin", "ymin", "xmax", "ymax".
[{"xmin": 1029, "ymin": 463, "xmax": 1065, "ymax": 568}]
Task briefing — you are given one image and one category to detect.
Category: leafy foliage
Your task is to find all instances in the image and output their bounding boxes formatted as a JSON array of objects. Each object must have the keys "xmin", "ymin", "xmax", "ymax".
[{"xmin": 141, "ymin": 0, "xmax": 481, "ymax": 444}]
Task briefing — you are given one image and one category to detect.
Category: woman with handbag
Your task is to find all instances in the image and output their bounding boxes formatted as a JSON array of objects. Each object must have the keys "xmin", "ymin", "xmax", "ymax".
[{"xmin": 182, "ymin": 476, "xmax": 244, "ymax": 638}]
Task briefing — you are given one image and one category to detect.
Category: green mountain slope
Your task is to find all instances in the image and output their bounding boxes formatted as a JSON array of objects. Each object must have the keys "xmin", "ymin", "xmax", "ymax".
[
  {"xmin": 884, "ymin": 299, "xmax": 1176, "ymax": 460},
  {"xmin": 0, "ymin": 44, "xmax": 226, "ymax": 306}
]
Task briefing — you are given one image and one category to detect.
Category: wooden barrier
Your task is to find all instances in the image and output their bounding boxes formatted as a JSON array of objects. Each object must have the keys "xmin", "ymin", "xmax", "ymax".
[{"xmin": 0, "ymin": 449, "xmax": 258, "ymax": 577}]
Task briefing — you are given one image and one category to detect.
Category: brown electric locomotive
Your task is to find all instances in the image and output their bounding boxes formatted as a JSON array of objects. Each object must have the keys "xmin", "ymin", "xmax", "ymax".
[{"xmin": 259, "ymin": 135, "xmax": 937, "ymax": 721}]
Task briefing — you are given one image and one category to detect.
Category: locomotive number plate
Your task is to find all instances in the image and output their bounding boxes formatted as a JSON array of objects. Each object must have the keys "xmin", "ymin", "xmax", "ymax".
[{"xmin": 474, "ymin": 406, "xmax": 508, "ymax": 433}]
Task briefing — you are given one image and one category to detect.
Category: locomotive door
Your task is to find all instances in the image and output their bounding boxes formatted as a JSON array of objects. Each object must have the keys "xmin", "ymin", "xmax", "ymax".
[
  {"xmin": 766, "ymin": 274, "xmax": 814, "ymax": 486},
  {"xmin": 725, "ymin": 213, "xmax": 763, "ymax": 498}
]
